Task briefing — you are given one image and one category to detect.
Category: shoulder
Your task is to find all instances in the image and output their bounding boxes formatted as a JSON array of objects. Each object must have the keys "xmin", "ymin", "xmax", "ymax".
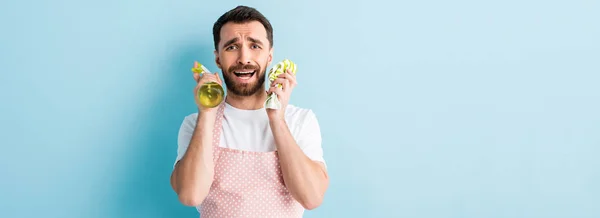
[
  {"xmin": 285, "ymin": 104, "xmax": 317, "ymax": 121},
  {"xmin": 184, "ymin": 112, "xmax": 199, "ymax": 121},
  {"xmin": 179, "ymin": 112, "xmax": 198, "ymax": 130},
  {"xmin": 285, "ymin": 104, "xmax": 314, "ymax": 117}
]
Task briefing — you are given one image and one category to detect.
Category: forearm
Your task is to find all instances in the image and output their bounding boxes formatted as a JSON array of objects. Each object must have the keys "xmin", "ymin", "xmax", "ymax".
[
  {"xmin": 171, "ymin": 114, "xmax": 216, "ymax": 206},
  {"xmin": 270, "ymin": 119, "xmax": 329, "ymax": 210}
]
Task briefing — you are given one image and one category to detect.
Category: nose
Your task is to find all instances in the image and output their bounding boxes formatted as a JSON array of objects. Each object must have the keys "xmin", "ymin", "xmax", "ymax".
[{"xmin": 237, "ymin": 46, "xmax": 251, "ymax": 65}]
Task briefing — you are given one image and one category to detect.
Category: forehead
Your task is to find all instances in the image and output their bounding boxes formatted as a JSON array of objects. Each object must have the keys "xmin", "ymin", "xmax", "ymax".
[{"xmin": 219, "ymin": 21, "xmax": 268, "ymax": 45}]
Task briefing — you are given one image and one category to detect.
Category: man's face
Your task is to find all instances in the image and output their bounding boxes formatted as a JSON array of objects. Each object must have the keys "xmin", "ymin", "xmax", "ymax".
[{"xmin": 215, "ymin": 21, "xmax": 273, "ymax": 96}]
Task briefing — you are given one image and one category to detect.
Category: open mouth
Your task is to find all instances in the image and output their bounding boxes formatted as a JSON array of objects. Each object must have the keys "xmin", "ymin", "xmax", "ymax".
[{"xmin": 233, "ymin": 70, "xmax": 256, "ymax": 79}]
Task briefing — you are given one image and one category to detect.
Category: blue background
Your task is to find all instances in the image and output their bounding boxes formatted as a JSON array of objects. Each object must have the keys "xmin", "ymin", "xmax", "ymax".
[{"xmin": 1, "ymin": 0, "xmax": 599, "ymax": 217}]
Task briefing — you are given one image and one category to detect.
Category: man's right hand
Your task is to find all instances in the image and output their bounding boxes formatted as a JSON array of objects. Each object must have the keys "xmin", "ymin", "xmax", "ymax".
[{"xmin": 193, "ymin": 71, "xmax": 224, "ymax": 114}]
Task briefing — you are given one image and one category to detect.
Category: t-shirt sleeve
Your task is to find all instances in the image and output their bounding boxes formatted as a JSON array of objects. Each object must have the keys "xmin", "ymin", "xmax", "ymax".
[
  {"xmin": 296, "ymin": 110, "xmax": 326, "ymax": 167},
  {"xmin": 174, "ymin": 114, "xmax": 196, "ymax": 168}
]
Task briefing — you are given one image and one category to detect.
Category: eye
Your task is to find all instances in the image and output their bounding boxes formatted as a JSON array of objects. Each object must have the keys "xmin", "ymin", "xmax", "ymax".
[
  {"xmin": 251, "ymin": 44, "xmax": 261, "ymax": 49},
  {"xmin": 225, "ymin": 45, "xmax": 238, "ymax": 51}
]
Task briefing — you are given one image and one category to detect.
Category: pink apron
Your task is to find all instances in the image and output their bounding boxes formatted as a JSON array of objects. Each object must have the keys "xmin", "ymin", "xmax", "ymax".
[{"xmin": 198, "ymin": 103, "xmax": 305, "ymax": 217}]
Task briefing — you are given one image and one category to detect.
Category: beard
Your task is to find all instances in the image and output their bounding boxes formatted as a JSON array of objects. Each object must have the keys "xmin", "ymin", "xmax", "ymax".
[{"xmin": 222, "ymin": 62, "xmax": 267, "ymax": 96}]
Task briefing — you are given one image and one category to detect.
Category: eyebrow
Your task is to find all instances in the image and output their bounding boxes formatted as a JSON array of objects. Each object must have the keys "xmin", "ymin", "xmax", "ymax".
[
  {"xmin": 222, "ymin": 36, "xmax": 265, "ymax": 49},
  {"xmin": 222, "ymin": 37, "xmax": 239, "ymax": 49},
  {"xmin": 247, "ymin": 37, "xmax": 264, "ymax": 46}
]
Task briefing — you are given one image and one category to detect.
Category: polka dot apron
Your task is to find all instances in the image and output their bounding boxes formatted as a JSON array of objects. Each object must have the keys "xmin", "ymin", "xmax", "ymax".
[{"xmin": 198, "ymin": 103, "xmax": 305, "ymax": 218}]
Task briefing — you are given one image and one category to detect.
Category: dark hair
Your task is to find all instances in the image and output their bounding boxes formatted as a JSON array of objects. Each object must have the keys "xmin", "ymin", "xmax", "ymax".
[{"xmin": 212, "ymin": 5, "xmax": 274, "ymax": 51}]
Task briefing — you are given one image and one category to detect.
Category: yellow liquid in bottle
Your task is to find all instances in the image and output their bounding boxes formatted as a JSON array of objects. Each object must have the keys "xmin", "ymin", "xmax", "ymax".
[{"xmin": 197, "ymin": 81, "xmax": 224, "ymax": 108}]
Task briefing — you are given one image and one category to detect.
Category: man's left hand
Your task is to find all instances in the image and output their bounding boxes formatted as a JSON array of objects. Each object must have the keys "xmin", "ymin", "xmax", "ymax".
[{"xmin": 266, "ymin": 69, "xmax": 297, "ymax": 122}]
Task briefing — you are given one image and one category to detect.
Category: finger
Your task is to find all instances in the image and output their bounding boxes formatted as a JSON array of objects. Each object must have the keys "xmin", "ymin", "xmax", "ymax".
[
  {"xmin": 282, "ymin": 78, "xmax": 291, "ymax": 92},
  {"xmin": 273, "ymin": 85, "xmax": 285, "ymax": 96},
  {"xmin": 272, "ymin": 77, "xmax": 292, "ymax": 91},
  {"xmin": 278, "ymin": 70, "xmax": 296, "ymax": 84},
  {"xmin": 277, "ymin": 72, "xmax": 288, "ymax": 78},
  {"xmin": 268, "ymin": 86, "xmax": 279, "ymax": 96},
  {"xmin": 278, "ymin": 69, "xmax": 296, "ymax": 78},
  {"xmin": 285, "ymin": 71, "xmax": 297, "ymax": 87},
  {"xmin": 200, "ymin": 74, "xmax": 217, "ymax": 84},
  {"xmin": 194, "ymin": 82, "xmax": 201, "ymax": 94},
  {"xmin": 271, "ymin": 78, "xmax": 287, "ymax": 87},
  {"xmin": 193, "ymin": 73, "xmax": 200, "ymax": 82}
]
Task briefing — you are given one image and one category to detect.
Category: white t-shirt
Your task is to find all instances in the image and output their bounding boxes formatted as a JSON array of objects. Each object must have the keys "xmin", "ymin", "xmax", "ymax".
[{"xmin": 175, "ymin": 102, "xmax": 325, "ymax": 166}]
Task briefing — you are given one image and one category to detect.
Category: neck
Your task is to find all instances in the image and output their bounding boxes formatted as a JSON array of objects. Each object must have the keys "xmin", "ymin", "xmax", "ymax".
[{"xmin": 225, "ymin": 87, "xmax": 268, "ymax": 110}]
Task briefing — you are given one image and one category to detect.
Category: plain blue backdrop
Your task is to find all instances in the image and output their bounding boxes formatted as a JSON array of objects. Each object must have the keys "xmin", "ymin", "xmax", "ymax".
[{"xmin": 1, "ymin": 0, "xmax": 599, "ymax": 217}]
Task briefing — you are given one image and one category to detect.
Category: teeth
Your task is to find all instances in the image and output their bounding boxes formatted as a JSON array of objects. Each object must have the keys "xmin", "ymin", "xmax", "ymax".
[{"xmin": 235, "ymin": 71, "xmax": 254, "ymax": 74}]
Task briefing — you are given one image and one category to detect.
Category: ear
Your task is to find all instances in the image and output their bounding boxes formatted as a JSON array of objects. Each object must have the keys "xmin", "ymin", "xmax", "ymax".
[
  {"xmin": 267, "ymin": 47, "xmax": 274, "ymax": 66},
  {"xmin": 214, "ymin": 50, "xmax": 222, "ymax": 69}
]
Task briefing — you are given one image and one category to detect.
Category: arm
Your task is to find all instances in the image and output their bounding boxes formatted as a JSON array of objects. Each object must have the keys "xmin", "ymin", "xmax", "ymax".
[
  {"xmin": 171, "ymin": 67, "xmax": 223, "ymax": 206},
  {"xmin": 266, "ymin": 67, "xmax": 329, "ymax": 209},
  {"xmin": 270, "ymin": 118, "xmax": 329, "ymax": 210},
  {"xmin": 171, "ymin": 113, "xmax": 215, "ymax": 206},
  {"xmin": 170, "ymin": 113, "xmax": 217, "ymax": 206}
]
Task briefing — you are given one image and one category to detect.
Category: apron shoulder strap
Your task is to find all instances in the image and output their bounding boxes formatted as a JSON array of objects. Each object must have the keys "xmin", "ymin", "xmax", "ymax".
[{"xmin": 211, "ymin": 102, "xmax": 226, "ymax": 162}]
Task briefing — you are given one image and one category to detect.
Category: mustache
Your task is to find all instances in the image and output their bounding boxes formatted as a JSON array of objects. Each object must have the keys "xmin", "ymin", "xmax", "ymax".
[{"xmin": 228, "ymin": 64, "xmax": 260, "ymax": 73}]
